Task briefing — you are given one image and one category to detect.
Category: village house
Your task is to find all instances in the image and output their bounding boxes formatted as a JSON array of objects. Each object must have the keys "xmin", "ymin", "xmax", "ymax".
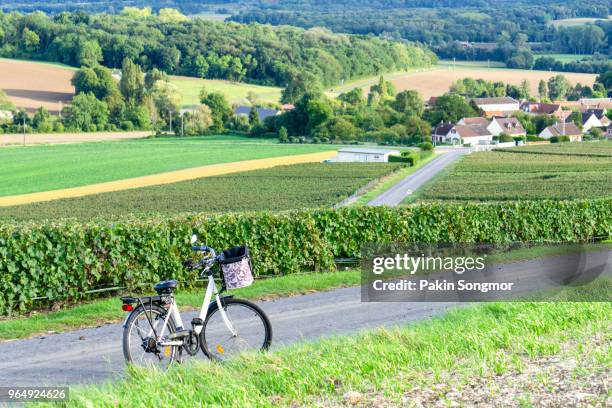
[
  {"xmin": 539, "ymin": 122, "xmax": 582, "ymax": 142},
  {"xmin": 431, "ymin": 122, "xmax": 454, "ymax": 144},
  {"xmin": 570, "ymin": 109, "xmax": 609, "ymax": 133},
  {"xmin": 471, "ymin": 97, "xmax": 519, "ymax": 117},
  {"xmin": 519, "ymin": 102, "xmax": 564, "ymax": 119},
  {"xmin": 579, "ymin": 98, "xmax": 612, "ymax": 111},
  {"xmin": 432, "ymin": 120, "xmax": 492, "ymax": 146},
  {"xmin": 457, "ymin": 117, "xmax": 489, "ymax": 127},
  {"xmin": 487, "ymin": 117, "xmax": 526, "ymax": 137},
  {"xmin": 607, "ymin": 123, "xmax": 612, "ymax": 140}
]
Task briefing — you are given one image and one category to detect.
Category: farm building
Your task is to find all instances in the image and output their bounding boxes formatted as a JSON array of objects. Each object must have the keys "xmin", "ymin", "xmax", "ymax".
[
  {"xmin": 471, "ymin": 97, "xmax": 519, "ymax": 117},
  {"xmin": 234, "ymin": 106, "xmax": 280, "ymax": 121},
  {"xmin": 539, "ymin": 122, "xmax": 582, "ymax": 142},
  {"xmin": 487, "ymin": 117, "xmax": 526, "ymax": 136},
  {"xmin": 330, "ymin": 148, "xmax": 401, "ymax": 163}
]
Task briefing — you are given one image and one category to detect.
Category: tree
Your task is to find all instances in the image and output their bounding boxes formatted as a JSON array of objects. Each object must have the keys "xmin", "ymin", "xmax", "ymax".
[
  {"xmin": 338, "ymin": 88, "xmax": 365, "ymax": 106},
  {"xmin": 77, "ymin": 39, "xmax": 103, "ymax": 67},
  {"xmin": 22, "ymin": 28, "xmax": 40, "ymax": 51},
  {"xmin": 538, "ymin": 80, "xmax": 548, "ymax": 101},
  {"xmin": 32, "ymin": 107, "xmax": 52, "ymax": 132},
  {"xmin": 122, "ymin": 103, "xmax": 151, "ymax": 130},
  {"xmin": 183, "ymin": 105, "xmax": 213, "ymax": 136},
  {"xmin": 547, "ymin": 75, "xmax": 571, "ymax": 101},
  {"xmin": 145, "ymin": 68, "xmax": 168, "ymax": 90},
  {"xmin": 370, "ymin": 76, "xmax": 395, "ymax": 99},
  {"xmin": 278, "ymin": 126, "xmax": 289, "ymax": 143},
  {"xmin": 281, "ymin": 74, "xmax": 322, "ymax": 104},
  {"xmin": 424, "ymin": 93, "xmax": 476, "ymax": 125},
  {"xmin": 595, "ymin": 70, "xmax": 612, "ymax": 97},
  {"xmin": 200, "ymin": 92, "xmax": 232, "ymax": 132},
  {"xmin": 150, "ymin": 80, "xmax": 181, "ymax": 127},
  {"xmin": 392, "ymin": 90, "xmax": 424, "ymax": 117},
  {"xmin": 62, "ymin": 92, "xmax": 109, "ymax": 131},
  {"xmin": 71, "ymin": 66, "xmax": 118, "ymax": 100},
  {"xmin": 158, "ymin": 8, "xmax": 188, "ymax": 23},
  {"xmin": 316, "ymin": 117, "xmax": 358, "ymax": 140},
  {"xmin": 119, "ymin": 58, "xmax": 145, "ymax": 103},
  {"xmin": 0, "ymin": 90, "xmax": 15, "ymax": 111},
  {"xmin": 246, "ymin": 91, "xmax": 260, "ymax": 107},
  {"xmin": 248, "ymin": 106, "xmax": 260, "ymax": 126},
  {"xmin": 305, "ymin": 98, "xmax": 333, "ymax": 134}
]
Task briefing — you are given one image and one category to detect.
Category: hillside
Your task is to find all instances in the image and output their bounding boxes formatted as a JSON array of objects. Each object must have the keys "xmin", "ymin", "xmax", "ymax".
[{"xmin": 0, "ymin": 11, "xmax": 435, "ymax": 88}]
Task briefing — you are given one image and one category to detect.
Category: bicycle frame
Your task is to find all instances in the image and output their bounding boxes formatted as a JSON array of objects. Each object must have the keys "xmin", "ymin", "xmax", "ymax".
[{"xmin": 140, "ymin": 274, "xmax": 237, "ymax": 347}]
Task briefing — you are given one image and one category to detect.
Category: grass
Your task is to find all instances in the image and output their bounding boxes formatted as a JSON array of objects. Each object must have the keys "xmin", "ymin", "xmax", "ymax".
[
  {"xmin": 0, "ymin": 135, "xmax": 337, "ymax": 196},
  {"xmin": 171, "ymin": 76, "xmax": 282, "ymax": 106},
  {"xmin": 0, "ymin": 57, "xmax": 78, "ymax": 71},
  {"xmin": 415, "ymin": 143, "xmax": 612, "ymax": 202},
  {"xmin": 0, "ymin": 270, "xmax": 360, "ymax": 341},
  {"xmin": 0, "ymin": 163, "xmax": 400, "ymax": 221},
  {"xmin": 64, "ymin": 292, "xmax": 610, "ymax": 406},
  {"xmin": 535, "ymin": 53, "xmax": 610, "ymax": 63},
  {"xmin": 438, "ymin": 59, "xmax": 506, "ymax": 69},
  {"xmin": 352, "ymin": 151, "xmax": 438, "ymax": 205},
  {"xmin": 550, "ymin": 16, "xmax": 611, "ymax": 27}
]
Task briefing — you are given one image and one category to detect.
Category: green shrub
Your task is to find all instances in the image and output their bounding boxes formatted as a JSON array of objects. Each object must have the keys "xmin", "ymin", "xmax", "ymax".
[
  {"xmin": 550, "ymin": 135, "xmax": 570, "ymax": 143},
  {"xmin": 388, "ymin": 155, "xmax": 410, "ymax": 163},
  {"xmin": 0, "ymin": 199, "xmax": 610, "ymax": 314}
]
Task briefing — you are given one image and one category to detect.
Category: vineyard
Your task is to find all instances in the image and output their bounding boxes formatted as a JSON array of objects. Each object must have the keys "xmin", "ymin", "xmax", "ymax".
[
  {"xmin": 419, "ymin": 143, "xmax": 612, "ymax": 202},
  {"xmin": 0, "ymin": 163, "xmax": 400, "ymax": 221}
]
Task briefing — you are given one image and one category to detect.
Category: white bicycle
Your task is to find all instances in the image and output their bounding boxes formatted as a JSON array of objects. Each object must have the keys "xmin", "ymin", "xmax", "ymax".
[{"xmin": 121, "ymin": 235, "xmax": 272, "ymax": 367}]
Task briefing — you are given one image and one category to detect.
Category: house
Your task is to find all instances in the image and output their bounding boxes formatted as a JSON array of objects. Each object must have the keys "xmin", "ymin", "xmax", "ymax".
[
  {"xmin": 449, "ymin": 124, "xmax": 493, "ymax": 146},
  {"xmin": 584, "ymin": 108, "xmax": 610, "ymax": 128},
  {"xmin": 487, "ymin": 117, "xmax": 526, "ymax": 137},
  {"xmin": 520, "ymin": 102, "xmax": 563, "ymax": 119},
  {"xmin": 331, "ymin": 147, "xmax": 401, "ymax": 163},
  {"xmin": 571, "ymin": 109, "xmax": 604, "ymax": 133},
  {"xmin": 426, "ymin": 96, "xmax": 438, "ymax": 108},
  {"xmin": 607, "ymin": 123, "xmax": 612, "ymax": 140},
  {"xmin": 539, "ymin": 122, "xmax": 582, "ymax": 142},
  {"xmin": 431, "ymin": 122, "xmax": 454, "ymax": 144},
  {"xmin": 579, "ymin": 98, "xmax": 612, "ymax": 110},
  {"xmin": 234, "ymin": 106, "xmax": 280, "ymax": 122},
  {"xmin": 458, "ymin": 117, "xmax": 489, "ymax": 127},
  {"xmin": 471, "ymin": 97, "xmax": 519, "ymax": 117}
]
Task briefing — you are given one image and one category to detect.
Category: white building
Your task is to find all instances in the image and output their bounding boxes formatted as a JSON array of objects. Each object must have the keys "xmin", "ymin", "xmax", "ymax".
[
  {"xmin": 487, "ymin": 117, "xmax": 526, "ymax": 137},
  {"xmin": 539, "ymin": 122, "xmax": 582, "ymax": 142},
  {"xmin": 331, "ymin": 147, "xmax": 401, "ymax": 163},
  {"xmin": 471, "ymin": 97, "xmax": 519, "ymax": 117}
]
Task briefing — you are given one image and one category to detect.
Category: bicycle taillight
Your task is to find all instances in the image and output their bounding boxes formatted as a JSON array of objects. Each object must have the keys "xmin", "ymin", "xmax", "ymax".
[{"xmin": 122, "ymin": 304, "xmax": 134, "ymax": 312}]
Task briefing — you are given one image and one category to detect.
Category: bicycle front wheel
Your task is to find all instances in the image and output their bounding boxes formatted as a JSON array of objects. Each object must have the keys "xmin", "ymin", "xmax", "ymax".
[{"xmin": 200, "ymin": 298, "xmax": 272, "ymax": 360}]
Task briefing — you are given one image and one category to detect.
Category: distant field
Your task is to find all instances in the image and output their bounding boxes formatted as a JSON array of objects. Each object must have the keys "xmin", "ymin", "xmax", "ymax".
[
  {"xmin": 0, "ymin": 135, "xmax": 336, "ymax": 197},
  {"xmin": 438, "ymin": 60, "xmax": 506, "ymax": 69},
  {"xmin": 0, "ymin": 163, "xmax": 399, "ymax": 221},
  {"xmin": 0, "ymin": 58, "xmax": 74, "ymax": 113},
  {"xmin": 416, "ymin": 142, "xmax": 612, "ymax": 202},
  {"xmin": 382, "ymin": 66, "xmax": 597, "ymax": 99},
  {"xmin": 171, "ymin": 76, "xmax": 282, "ymax": 106},
  {"xmin": 536, "ymin": 54, "xmax": 591, "ymax": 63},
  {"xmin": 551, "ymin": 16, "xmax": 611, "ymax": 27}
]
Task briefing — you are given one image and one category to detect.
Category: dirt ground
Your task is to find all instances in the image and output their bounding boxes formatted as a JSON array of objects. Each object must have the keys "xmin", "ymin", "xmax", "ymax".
[
  {"xmin": 0, "ymin": 131, "xmax": 152, "ymax": 146},
  {"xmin": 0, "ymin": 59, "xmax": 74, "ymax": 114},
  {"xmin": 372, "ymin": 67, "xmax": 598, "ymax": 99}
]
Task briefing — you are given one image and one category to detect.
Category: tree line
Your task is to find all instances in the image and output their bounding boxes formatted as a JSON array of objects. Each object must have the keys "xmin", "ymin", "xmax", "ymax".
[{"xmin": 0, "ymin": 9, "xmax": 435, "ymax": 87}]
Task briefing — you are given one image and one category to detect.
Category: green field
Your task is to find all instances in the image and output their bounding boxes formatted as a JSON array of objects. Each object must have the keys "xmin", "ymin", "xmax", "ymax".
[
  {"xmin": 438, "ymin": 59, "xmax": 506, "ymax": 69},
  {"xmin": 171, "ymin": 76, "xmax": 282, "ymax": 106},
  {"xmin": 536, "ymin": 53, "xmax": 612, "ymax": 63},
  {"xmin": 0, "ymin": 163, "xmax": 400, "ymax": 221},
  {"xmin": 551, "ymin": 16, "xmax": 611, "ymax": 27},
  {"xmin": 417, "ymin": 142, "xmax": 612, "ymax": 202},
  {"xmin": 0, "ymin": 135, "xmax": 336, "ymax": 196}
]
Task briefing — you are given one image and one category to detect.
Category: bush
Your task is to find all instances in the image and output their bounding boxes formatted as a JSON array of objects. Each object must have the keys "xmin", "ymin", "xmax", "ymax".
[
  {"xmin": 498, "ymin": 133, "xmax": 514, "ymax": 143},
  {"xmin": 418, "ymin": 141, "xmax": 434, "ymax": 151},
  {"xmin": 1, "ymin": 198, "xmax": 610, "ymax": 314},
  {"xmin": 550, "ymin": 135, "xmax": 570, "ymax": 143}
]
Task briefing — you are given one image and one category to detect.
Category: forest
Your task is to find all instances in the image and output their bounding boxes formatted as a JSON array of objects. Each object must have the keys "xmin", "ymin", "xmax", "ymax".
[{"xmin": 0, "ymin": 10, "xmax": 435, "ymax": 87}]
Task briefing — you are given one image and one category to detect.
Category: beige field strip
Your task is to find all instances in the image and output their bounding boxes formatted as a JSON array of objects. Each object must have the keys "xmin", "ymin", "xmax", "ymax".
[{"xmin": 0, "ymin": 151, "xmax": 337, "ymax": 207}]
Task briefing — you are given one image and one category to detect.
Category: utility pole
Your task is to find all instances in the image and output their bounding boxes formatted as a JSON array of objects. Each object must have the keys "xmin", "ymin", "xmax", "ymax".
[
  {"xmin": 169, "ymin": 110, "xmax": 173, "ymax": 133},
  {"xmin": 22, "ymin": 117, "xmax": 26, "ymax": 146}
]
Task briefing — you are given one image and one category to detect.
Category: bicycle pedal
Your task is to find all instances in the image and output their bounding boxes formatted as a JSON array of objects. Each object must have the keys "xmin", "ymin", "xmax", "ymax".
[{"xmin": 169, "ymin": 330, "xmax": 190, "ymax": 340}]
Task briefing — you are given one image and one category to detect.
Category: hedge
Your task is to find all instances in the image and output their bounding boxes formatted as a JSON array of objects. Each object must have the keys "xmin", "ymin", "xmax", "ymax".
[{"xmin": 1, "ymin": 198, "xmax": 611, "ymax": 315}]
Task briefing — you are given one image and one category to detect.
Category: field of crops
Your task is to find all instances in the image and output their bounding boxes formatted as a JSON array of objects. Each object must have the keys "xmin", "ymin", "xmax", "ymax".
[
  {"xmin": 171, "ymin": 76, "xmax": 282, "ymax": 106},
  {"xmin": 418, "ymin": 142, "xmax": 612, "ymax": 202},
  {"xmin": 0, "ymin": 163, "xmax": 400, "ymax": 221},
  {"xmin": 0, "ymin": 135, "xmax": 336, "ymax": 196}
]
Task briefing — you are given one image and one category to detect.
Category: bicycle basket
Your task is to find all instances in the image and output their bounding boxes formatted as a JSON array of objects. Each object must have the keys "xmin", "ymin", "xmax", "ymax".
[{"xmin": 219, "ymin": 246, "xmax": 254, "ymax": 289}]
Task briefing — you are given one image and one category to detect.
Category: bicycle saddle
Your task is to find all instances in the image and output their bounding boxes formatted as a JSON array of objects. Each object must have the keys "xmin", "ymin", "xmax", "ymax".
[{"xmin": 154, "ymin": 280, "xmax": 178, "ymax": 294}]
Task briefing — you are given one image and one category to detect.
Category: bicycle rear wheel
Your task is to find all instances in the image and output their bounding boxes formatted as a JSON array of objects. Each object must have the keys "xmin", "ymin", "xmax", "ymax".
[
  {"xmin": 122, "ymin": 304, "xmax": 178, "ymax": 369},
  {"xmin": 200, "ymin": 298, "xmax": 272, "ymax": 360}
]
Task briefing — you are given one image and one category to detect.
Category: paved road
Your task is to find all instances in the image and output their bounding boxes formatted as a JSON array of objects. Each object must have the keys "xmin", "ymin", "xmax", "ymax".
[
  {"xmin": 0, "ymin": 288, "xmax": 458, "ymax": 386},
  {"xmin": 0, "ymin": 249, "xmax": 609, "ymax": 386},
  {"xmin": 368, "ymin": 148, "xmax": 469, "ymax": 206}
]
